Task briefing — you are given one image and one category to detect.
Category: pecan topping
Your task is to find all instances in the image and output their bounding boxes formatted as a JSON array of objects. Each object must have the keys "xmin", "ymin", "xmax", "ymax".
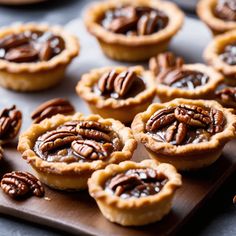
[
  {"xmin": 216, "ymin": 87, "xmax": 236, "ymax": 103},
  {"xmin": 215, "ymin": 0, "xmax": 236, "ymax": 21},
  {"xmin": 0, "ymin": 105, "xmax": 22, "ymax": 142},
  {"xmin": 38, "ymin": 130, "xmax": 78, "ymax": 153},
  {"xmin": 146, "ymin": 105, "xmax": 226, "ymax": 145},
  {"xmin": 31, "ymin": 98, "xmax": 75, "ymax": 123},
  {"xmin": 34, "ymin": 120, "xmax": 122, "ymax": 163},
  {"xmin": 71, "ymin": 140, "xmax": 113, "ymax": 160},
  {"xmin": 219, "ymin": 41, "xmax": 236, "ymax": 65},
  {"xmin": 0, "ymin": 31, "xmax": 65, "ymax": 63},
  {"xmin": 146, "ymin": 107, "xmax": 175, "ymax": 132},
  {"xmin": 96, "ymin": 69, "xmax": 145, "ymax": 99},
  {"xmin": 149, "ymin": 52, "xmax": 184, "ymax": 76},
  {"xmin": 1, "ymin": 171, "xmax": 44, "ymax": 199},
  {"xmin": 106, "ymin": 168, "xmax": 167, "ymax": 198},
  {"xmin": 101, "ymin": 5, "xmax": 168, "ymax": 36}
]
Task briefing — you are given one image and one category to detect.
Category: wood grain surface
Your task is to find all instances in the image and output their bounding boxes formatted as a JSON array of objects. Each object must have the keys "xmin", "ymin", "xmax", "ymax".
[{"xmin": 0, "ymin": 140, "xmax": 235, "ymax": 236}]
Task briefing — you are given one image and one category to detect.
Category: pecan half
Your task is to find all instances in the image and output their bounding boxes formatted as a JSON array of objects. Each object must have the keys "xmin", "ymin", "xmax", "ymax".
[
  {"xmin": 0, "ymin": 33, "xmax": 29, "ymax": 50},
  {"xmin": 97, "ymin": 70, "xmax": 118, "ymax": 94},
  {"xmin": 215, "ymin": 0, "xmax": 236, "ymax": 21},
  {"xmin": 5, "ymin": 46, "xmax": 39, "ymax": 63},
  {"xmin": 39, "ymin": 41, "xmax": 53, "ymax": 61},
  {"xmin": 0, "ymin": 105, "xmax": 22, "ymax": 141},
  {"xmin": 76, "ymin": 120, "xmax": 112, "ymax": 143},
  {"xmin": 1, "ymin": 171, "xmax": 44, "ymax": 199},
  {"xmin": 149, "ymin": 52, "xmax": 184, "ymax": 76},
  {"xmin": 71, "ymin": 139, "xmax": 113, "ymax": 160},
  {"xmin": 208, "ymin": 109, "xmax": 225, "ymax": 134},
  {"xmin": 38, "ymin": 130, "xmax": 78, "ymax": 153},
  {"xmin": 165, "ymin": 121, "xmax": 187, "ymax": 145},
  {"xmin": 174, "ymin": 105, "xmax": 211, "ymax": 127},
  {"xmin": 146, "ymin": 107, "xmax": 175, "ymax": 132},
  {"xmin": 114, "ymin": 70, "xmax": 136, "ymax": 97},
  {"xmin": 31, "ymin": 98, "xmax": 75, "ymax": 123},
  {"xmin": 216, "ymin": 87, "xmax": 236, "ymax": 103}
]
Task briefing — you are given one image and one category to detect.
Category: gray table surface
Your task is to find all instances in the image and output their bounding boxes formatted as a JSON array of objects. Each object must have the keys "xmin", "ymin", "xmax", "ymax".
[{"xmin": 0, "ymin": 0, "xmax": 235, "ymax": 235}]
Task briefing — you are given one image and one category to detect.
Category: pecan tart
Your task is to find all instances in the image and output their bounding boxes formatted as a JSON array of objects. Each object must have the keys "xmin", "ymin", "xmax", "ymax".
[
  {"xmin": 0, "ymin": 23, "xmax": 79, "ymax": 91},
  {"xmin": 88, "ymin": 160, "xmax": 181, "ymax": 226},
  {"xmin": 18, "ymin": 113, "xmax": 137, "ymax": 190},
  {"xmin": 76, "ymin": 66, "xmax": 156, "ymax": 124},
  {"xmin": 84, "ymin": 0, "xmax": 184, "ymax": 61},
  {"xmin": 197, "ymin": 0, "xmax": 236, "ymax": 35},
  {"xmin": 204, "ymin": 30, "xmax": 236, "ymax": 85},
  {"xmin": 0, "ymin": 105, "xmax": 22, "ymax": 144},
  {"xmin": 131, "ymin": 99, "xmax": 236, "ymax": 170},
  {"xmin": 149, "ymin": 52, "xmax": 223, "ymax": 102}
]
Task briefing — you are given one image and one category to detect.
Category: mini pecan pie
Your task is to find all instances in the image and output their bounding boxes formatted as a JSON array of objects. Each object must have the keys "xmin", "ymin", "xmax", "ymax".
[
  {"xmin": 149, "ymin": 52, "xmax": 223, "ymax": 102},
  {"xmin": 88, "ymin": 160, "xmax": 181, "ymax": 226},
  {"xmin": 84, "ymin": 0, "xmax": 184, "ymax": 61},
  {"xmin": 18, "ymin": 113, "xmax": 137, "ymax": 190},
  {"xmin": 0, "ymin": 23, "xmax": 79, "ymax": 91},
  {"xmin": 0, "ymin": 105, "xmax": 22, "ymax": 144},
  {"xmin": 204, "ymin": 30, "xmax": 236, "ymax": 85},
  {"xmin": 76, "ymin": 66, "xmax": 156, "ymax": 124},
  {"xmin": 215, "ymin": 85, "xmax": 236, "ymax": 110},
  {"xmin": 132, "ymin": 99, "xmax": 236, "ymax": 170},
  {"xmin": 197, "ymin": 0, "xmax": 236, "ymax": 35},
  {"xmin": 31, "ymin": 98, "xmax": 75, "ymax": 123}
]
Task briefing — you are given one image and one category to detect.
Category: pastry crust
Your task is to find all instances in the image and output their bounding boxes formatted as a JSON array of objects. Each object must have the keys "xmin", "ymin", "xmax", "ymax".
[
  {"xmin": 18, "ymin": 113, "xmax": 137, "ymax": 190},
  {"xmin": 84, "ymin": 0, "xmax": 184, "ymax": 61},
  {"xmin": 76, "ymin": 66, "xmax": 156, "ymax": 124},
  {"xmin": 88, "ymin": 160, "xmax": 182, "ymax": 226},
  {"xmin": 156, "ymin": 64, "xmax": 223, "ymax": 102},
  {"xmin": 131, "ymin": 98, "xmax": 236, "ymax": 170},
  {"xmin": 204, "ymin": 30, "xmax": 236, "ymax": 85},
  {"xmin": 0, "ymin": 23, "xmax": 79, "ymax": 91},
  {"xmin": 197, "ymin": 0, "xmax": 236, "ymax": 35}
]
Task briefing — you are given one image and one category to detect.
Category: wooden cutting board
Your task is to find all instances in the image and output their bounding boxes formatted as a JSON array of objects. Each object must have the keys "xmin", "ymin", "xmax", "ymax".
[{"xmin": 0, "ymin": 140, "xmax": 235, "ymax": 236}]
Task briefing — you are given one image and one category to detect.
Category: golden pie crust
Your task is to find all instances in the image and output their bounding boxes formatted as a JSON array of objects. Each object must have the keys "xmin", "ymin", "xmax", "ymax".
[
  {"xmin": 197, "ymin": 0, "xmax": 236, "ymax": 35},
  {"xmin": 156, "ymin": 64, "xmax": 223, "ymax": 102},
  {"xmin": 18, "ymin": 113, "xmax": 137, "ymax": 190},
  {"xmin": 204, "ymin": 30, "xmax": 236, "ymax": 86},
  {"xmin": 84, "ymin": 0, "xmax": 184, "ymax": 62},
  {"xmin": 76, "ymin": 66, "xmax": 156, "ymax": 124},
  {"xmin": 0, "ymin": 23, "xmax": 79, "ymax": 92},
  {"xmin": 131, "ymin": 98, "xmax": 236, "ymax": 171},
  {"xmin": 88, "ymin": 160, "xmax": 182, "ymax": 226}
]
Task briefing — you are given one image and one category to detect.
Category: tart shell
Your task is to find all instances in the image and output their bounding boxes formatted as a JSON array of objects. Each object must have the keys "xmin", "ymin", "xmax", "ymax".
[
  {"xmin": 156, "ymin": 64, "xmax": 223, "ymax": 102},
  {"xmin": 131, "ymin": 99, "xmax": 236, "ymax": 171},
  {"xmin": 84, "ymin": 0, "xmax": 184, "ymax": 62},
  {"xmin": 76, "ymin": 66, "xmax": 156, "ymax": 124},
  {"xmin": 88, "ymin": 160, "xmax": 182, "ymax": 226},
  {"xmin": 18, "ymin": 113, "xmax": 137, "ymax": 190},
  {"xmin": 197, "ymin": 0, "xmax": 236, "ymax": 35},
  {"xmin": 0, "ymin": 23, "xmax": 79, "ymax": 92}
]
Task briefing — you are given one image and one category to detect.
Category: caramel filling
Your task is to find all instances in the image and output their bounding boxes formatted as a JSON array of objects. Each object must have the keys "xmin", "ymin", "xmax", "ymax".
[
  {"xmin": 146, "ymin": 105, "xmax": 225, "ymax": 145},
  {"xmin": 105, "ymin": 168, "xmax": 168, "ymax": 199},
  {"xmin": 0, "ymin": 30, "xmax": 65, "ymax": 63},
  {"xmin": 34, "ymin": 120, "xmax": 122, "ymax": 163},
  {"xmin": 93, "ymin": 69, "xmax": 146, "ymax": 99},
  {"xmin": 215, "ymin": 0, "xmax": 236, "ymax": 21},
  {"xmin": 101, "ymin": 6, "xmax": 169, "ymax": 36}
]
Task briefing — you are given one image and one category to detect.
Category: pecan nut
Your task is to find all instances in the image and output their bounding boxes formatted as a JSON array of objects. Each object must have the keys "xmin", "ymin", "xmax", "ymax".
[
  {"xmin": 0, "ymin": 33, "xmax": 29, "ymax": 50},
  {"xmin": 216, "ymin": 87, "xmax": 236, "ymax": 103},
  {"xmin": 215, "ymin": 0, "xmax": 236, "ymax": 21},
  {"xmin": 0, "ymin": 105, "xmax": 22, "ymax": 142},
  {"xmin": 149, "ymin": 52, "xmax": 184, "ymax": 76},
  {"xmin": 38, "ymin": 130, "xmax": 78, "ymax": 153},
  {"xmin": 5, "ymin": 46, "xmax": 39, "ymax": 63},
  {"xmin": 174, "ymin": 105, "xmax": 211, "ymax": 127},
  {"xmin": 146, "ymin": 107, "xmax": 175, "ymax": 132},
  {"xmin": 31, "ymin": 98, "xmax": 75, "ymax": 123},
  {"xmin": 98, "ymin": 70, "xmax": 118, "ymax": 94},
  {"xmin": 71, "ymin": 139, "xmax": 113, "ymax": 160},
  {"xmin": 1, "ymin": 171, "xmax": 44, "ymax": 199},
  {"xmin": 208, "ymin": 109, "xmax": 225, "ymax": 134}
]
